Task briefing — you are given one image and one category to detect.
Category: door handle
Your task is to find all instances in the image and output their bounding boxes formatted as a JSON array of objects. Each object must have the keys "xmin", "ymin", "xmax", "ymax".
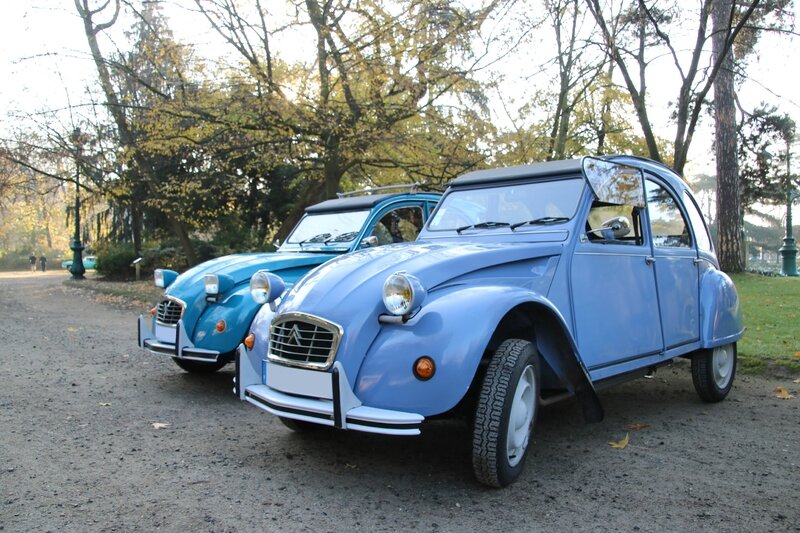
[{"xmin": 645, "ymin": 256, "xmax": 656, "ymax": 265}]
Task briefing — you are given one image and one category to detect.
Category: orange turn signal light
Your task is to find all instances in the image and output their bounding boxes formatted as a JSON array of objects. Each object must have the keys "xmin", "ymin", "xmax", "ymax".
[
  {"xmin": 243, "ymin": 333, "xmax": 255, "ymax": 350},
  {"xmin": 215, "ymin": 320, "xmax": 226, "ymax": 333},
  {"xmin": 413, "ymin": 356, "xmax": 436, "ymax": 381},
  {"xmin": 149, "ymin": 307, "xmax": 157, "ymax": 316}
]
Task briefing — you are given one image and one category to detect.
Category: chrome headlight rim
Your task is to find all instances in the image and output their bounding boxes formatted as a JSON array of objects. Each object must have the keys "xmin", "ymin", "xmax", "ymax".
[{"xmin": 382, "ymin": 271, "xmax": 426, "ymax": 316}]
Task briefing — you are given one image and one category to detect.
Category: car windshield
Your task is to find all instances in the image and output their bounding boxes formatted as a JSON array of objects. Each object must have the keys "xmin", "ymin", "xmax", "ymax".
[
  {"xmin": 284, "ymin": 210, "xmax": 371, "ymax": 247},
  {"xmin": 428, "ymin": 178, "xmax": 585, "ymax": 232}
]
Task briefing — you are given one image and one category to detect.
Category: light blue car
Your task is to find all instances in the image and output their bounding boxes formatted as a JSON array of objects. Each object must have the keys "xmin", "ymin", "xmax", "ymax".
[
  {"xmin": 137, "ymin": 187, "xmax": 440, "ymax": 373},
  {"xmin": 236, "ymin": 156, "xmax": 743, "ymax": 487}
]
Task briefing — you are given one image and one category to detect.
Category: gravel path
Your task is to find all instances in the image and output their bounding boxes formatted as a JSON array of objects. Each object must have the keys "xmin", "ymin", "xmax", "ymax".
[{"xmin": 1, "ymin": 271, "xmax": 798, "ymax": 532}]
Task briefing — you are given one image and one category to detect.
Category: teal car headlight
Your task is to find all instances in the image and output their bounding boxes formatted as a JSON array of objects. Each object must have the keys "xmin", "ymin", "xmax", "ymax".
[
  {"xmin": 154, "ymin": 268, "xmax": 178, "ymax": 289},
  {"xmin": 382, "ymin": 272, "xmax": 426, "ymax": 316},
  {"xmin": 250, "ymin": 270, "xmax": 286, "ymax": 304},
  {"xmin": 204, "ymin": 273, "xmax": 234, "ymax": 296}
]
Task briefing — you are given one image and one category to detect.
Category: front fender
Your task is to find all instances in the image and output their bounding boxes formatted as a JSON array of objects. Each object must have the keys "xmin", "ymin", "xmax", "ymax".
[
  {"xmin": 700, "ymin": 267, "xmax": 744, "ymax": 347},
  {"xmin": 354, "ymin": 285, "xmax": 565, "ymax": 416},
  {"xmin": 191, "ymin": 287, "xmax": 261, "ymax": 354}
]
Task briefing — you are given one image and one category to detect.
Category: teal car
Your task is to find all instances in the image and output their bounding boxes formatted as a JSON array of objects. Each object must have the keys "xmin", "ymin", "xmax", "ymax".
[
  {"xmin": 61, "ymin": 255, "xmax": 97, "ymax": 270},
  {"xmin": 137, "ymin": 187, "xmax": 439, "ymax": 373}
]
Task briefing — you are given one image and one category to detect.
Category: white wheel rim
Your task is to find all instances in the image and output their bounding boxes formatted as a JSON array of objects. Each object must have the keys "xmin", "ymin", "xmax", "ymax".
[
  {"xmin": 711, "ymin": 345, "xmax": 734, "ymax": 388},
  {"xmin": 506, "ymin": 365, "xmax": 536, "ymax": 467}
]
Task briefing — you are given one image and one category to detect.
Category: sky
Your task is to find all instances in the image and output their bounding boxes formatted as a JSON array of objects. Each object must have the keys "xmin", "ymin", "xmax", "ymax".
[{"xmin": 2, "ymin": 0, "xmax": 800, "ymax": 181}]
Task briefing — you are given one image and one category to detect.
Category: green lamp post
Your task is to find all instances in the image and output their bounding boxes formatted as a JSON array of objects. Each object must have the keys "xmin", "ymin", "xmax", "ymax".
[
  {"xmin": 779, "ymin": 188, "xmax": 799, "ymax": 276},
  {"xmin": 69, "ymin": 128, "xmax": 85, "ymax": 280}
]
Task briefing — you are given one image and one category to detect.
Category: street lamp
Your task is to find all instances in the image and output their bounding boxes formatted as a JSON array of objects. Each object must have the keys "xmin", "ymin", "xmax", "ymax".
[
  {"xmin": 68, "ymin": 128, "xmax": 86, "ymax": 280},
  {"xmin": 779, "ymin": 185, "xmax": 799, "ymax": 276}
]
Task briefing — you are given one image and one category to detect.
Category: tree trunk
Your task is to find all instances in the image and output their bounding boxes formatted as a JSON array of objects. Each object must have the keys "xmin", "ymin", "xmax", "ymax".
[{"xmin": 713, "ymin": 0, "xmax": 743, "ymax": 272}]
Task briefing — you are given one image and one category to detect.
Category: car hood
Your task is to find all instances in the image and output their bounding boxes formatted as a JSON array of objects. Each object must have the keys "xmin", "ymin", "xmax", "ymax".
[
  {"xmin": 280, "ymin": 239, "xmax": 565, "ymax": 319},
  {"xmin": 165, "ymin": 251, "xmax": 337, "ymax": 298}
]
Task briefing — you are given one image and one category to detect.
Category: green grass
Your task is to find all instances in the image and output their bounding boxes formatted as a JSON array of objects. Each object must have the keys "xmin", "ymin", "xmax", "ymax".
[{"xmin": 730, "ymin": 272, "xmax": 800, "ymax": 376}]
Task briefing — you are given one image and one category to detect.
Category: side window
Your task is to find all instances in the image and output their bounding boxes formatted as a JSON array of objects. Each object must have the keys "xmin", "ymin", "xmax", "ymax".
[
  {"xmin": 646, "ymin": 181, "xmax": 691, "ymax": 248},
  {"xmin": 683, "ymin": 191, "xmax": 712, "ymax": 252},
  {"xmin": 370, "ymin": 206, "xmax": 424, "ymax": 245},
  {"xmin": 585, "ymin": 200, "xmax": 644, "ymax": 245}
]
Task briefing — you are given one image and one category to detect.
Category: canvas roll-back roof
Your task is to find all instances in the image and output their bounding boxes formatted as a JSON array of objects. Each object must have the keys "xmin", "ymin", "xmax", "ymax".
[
  {"xmin": 305, "ymin": 192, "xmax": 431, "ymax": 214},
  {"xmin": 452, "ymin": 159, "xmax": 583, "ymax": 187}
]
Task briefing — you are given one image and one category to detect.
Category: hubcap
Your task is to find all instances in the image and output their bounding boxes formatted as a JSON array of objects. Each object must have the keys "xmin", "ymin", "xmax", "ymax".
[
  {"xmin": 506, "ymin": 365, "xmax": 536, "ymax": 467},
  {"xmin": 711, "ymin": 344, "xmax": 734, "ymax": 388}
]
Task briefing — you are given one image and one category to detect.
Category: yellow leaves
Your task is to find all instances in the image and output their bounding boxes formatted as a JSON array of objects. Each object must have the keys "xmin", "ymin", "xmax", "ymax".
[
  {"xmin": 773, "ymin": 387, "xmax": 795, "ymax": 399},
  {"xmin": 151, "ymin": 422, "xmax": 171, "ymax": 429},
  {"xmin": 793, "ymin": 352, "xmax": 800, "ymax": 359},
  {"xmin": 608, "ymin": 433, "xmax": 630, "ymax": 449},
  {"xmin": 609, "ymin": 422, "xmax": 649, "ymax": 449}
]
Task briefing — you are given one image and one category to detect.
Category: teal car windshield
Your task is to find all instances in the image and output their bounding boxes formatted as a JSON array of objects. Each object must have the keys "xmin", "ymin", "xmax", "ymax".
[
  {"xmin": 284, "ymin": 209, "xmax": 371, "ymax": 247},
  {"xmin": 428, "ymin": 178, "xmax": 585, "ymax": 231}
]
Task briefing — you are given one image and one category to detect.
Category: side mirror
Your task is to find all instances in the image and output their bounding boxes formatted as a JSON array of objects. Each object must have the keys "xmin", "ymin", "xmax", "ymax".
[
  {"xmin": 360, "ymin": 235, "xmax": 379, "ymax": 248},
  {"xmin": 588, "ymin": 216, "xmax": 631, "ymax": 240}
]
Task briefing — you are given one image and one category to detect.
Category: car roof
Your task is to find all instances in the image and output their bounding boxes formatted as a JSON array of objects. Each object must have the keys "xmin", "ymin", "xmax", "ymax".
[
  {"xmin": 305, "ymin": 192, "xmax": 439, "ymax": 213},
  {"xmin": 450, "ymin": 156, "xmax": 690, "ymax": 194},
  {"xmin": 452, "ymin": 159, "xmax": 583, "ymax": 187}
]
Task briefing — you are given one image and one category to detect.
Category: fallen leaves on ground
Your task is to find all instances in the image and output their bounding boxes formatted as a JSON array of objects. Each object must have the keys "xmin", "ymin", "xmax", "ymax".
[
  {"xmin": 151, "ymin": 422, "xmax": 170, "ymax": 429},
  {"xmin": 623, "ymin": 423, "xmax": 650, "ymax": 431},
  {"xmin": 773, "ymin": 387, "xmax": 795, "ymax": 399},
  {"xmin": 608, "ymin": 433, "xmax": 630, "ymax": 449}
]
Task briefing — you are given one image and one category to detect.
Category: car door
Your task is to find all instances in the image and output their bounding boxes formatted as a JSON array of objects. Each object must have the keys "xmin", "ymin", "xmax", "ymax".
[
  {"xmin": 645, "ymin": 179, "xmax": 700, "ymax": 349},
  {"xmin": 571, "ymin": 197, "xmax": 664, "ymax": 371}
]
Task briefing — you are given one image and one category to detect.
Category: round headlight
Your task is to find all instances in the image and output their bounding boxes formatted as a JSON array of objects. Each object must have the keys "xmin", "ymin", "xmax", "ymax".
[
  {"xmin": 250, "ymin": 271, "xmax": 271, "ymax": 304},
  {"xmin": 382, "ymin": 272, "xmax": 426, "ymax": 316},
  {"xmin": 250, "ymin": 270, "xmax": 286, "ymax": 304}
]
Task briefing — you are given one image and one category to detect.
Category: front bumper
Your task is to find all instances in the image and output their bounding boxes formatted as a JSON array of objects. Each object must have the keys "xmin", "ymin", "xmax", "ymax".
[
  {"xmin": 235, "ymin": 344, "xmax": 424, "ymax": 436},
  {"xmin": 137, "ymin": 315, "xmax": 225, "ymax": 363}
]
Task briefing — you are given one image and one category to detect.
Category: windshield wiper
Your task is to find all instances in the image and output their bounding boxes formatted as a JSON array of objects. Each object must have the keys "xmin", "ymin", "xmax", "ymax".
[
  {"xmin": 510, "ymin": 217, "xmax": 570, "ymax": 230},
  {"xmin": 456, "ymin": 221, "xmax": 510, "ymax": 234},
  {"xmin": 326, "ymin": 231, "xmax": 358, "ymax": 243},
  {"xmin": 296, "ymin": 233, "xmax": 332, "ymax": 247}
]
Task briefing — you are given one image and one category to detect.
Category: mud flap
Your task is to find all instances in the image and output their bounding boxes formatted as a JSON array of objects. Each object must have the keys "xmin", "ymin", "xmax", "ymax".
[{"xmin": 538, "ymin": 340, "xmax": 604, "ymax": 423}]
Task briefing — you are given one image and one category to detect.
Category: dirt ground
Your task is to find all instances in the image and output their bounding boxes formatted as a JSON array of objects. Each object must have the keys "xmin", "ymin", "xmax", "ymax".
[{"xmin": 1, "ymin": 271, "xmax": 798, "ymax": 532}]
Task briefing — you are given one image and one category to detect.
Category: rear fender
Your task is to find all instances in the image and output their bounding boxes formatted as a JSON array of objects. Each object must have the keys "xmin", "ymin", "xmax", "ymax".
[{"xmin": 699, "ymin": 267, "xmax": 744, "ymax": 347}]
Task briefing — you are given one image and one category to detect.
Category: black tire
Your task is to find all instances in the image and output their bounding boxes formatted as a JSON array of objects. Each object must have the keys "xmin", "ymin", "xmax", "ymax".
[
  {"xmin": 279, "ymin": 416, "xmax": 323, "ymax": 433},
  {"xmin": 691, "ymin": 343, "xmax": 737, "ymax": 402},
  {"xmin": 171, "ymin": 357, "xmax": 227, "ymax": 373},
  {"xmin": 472, "ymin": 338, "xmax": 540, "ymax": 488}
]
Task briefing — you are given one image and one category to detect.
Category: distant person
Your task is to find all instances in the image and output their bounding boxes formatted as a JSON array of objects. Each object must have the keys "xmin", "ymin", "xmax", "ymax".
[
  {"xmin": 39, "ymin": 254, "xmax": 47, "ymax": 272},
  {"xmin": 29, "ymin": 253, "xmax": 36, "ymax": 272}
]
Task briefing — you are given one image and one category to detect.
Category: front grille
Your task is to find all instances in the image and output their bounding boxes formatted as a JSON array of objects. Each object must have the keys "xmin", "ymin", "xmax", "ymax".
[
  {"xmin": 155, "ymin": 299, "xmax": 184, "ymax": 325},
  {"xmin": 269, "ymin": 313, "xmax": 342, "ymax": 370}
]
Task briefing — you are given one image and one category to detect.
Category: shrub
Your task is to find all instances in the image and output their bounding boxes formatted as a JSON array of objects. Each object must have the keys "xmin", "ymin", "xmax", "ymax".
[{"xmin": 94, "ymin": 241, "xmax": 139, "ymax": 280}]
